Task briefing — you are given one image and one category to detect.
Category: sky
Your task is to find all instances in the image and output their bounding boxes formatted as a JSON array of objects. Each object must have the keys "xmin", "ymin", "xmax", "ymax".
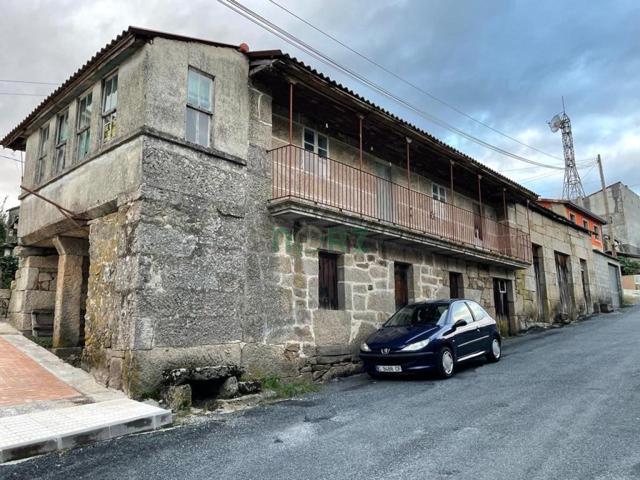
[{"xmin": 1, "ymin": 0, "xmax": 639, "ymax": 209}]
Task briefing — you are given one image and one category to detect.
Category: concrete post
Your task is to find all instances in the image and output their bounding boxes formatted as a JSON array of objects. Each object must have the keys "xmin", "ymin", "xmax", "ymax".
[{"xmin": 52, "ymin": 236, "xmax": 89, "ymax": 350}]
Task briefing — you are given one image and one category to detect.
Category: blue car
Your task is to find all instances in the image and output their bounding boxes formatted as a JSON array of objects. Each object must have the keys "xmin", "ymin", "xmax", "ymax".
[{"xmin": 360, "ymin": 299, "xmax": 501, "ymax": 378}]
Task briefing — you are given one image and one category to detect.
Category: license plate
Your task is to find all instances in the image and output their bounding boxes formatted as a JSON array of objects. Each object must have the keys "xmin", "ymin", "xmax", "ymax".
[{"xmin": 376, "ymin": 365, "xmax": 402, "ymax": 373}]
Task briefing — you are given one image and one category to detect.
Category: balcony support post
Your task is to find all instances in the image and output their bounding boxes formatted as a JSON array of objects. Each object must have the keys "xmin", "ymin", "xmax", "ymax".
[
  {"xmin": 449, "ymin": 161, "xmax": 455, "ymax": 204},
  {"xmin": 477, "ymin": 175, "xmax": 483, "ymax": 210},
  {"xmin": 288, "ymin": 82, "xmax": 294, "ymax": 197},
  {"xmin": 406, "ymin": 137, "xmax": 412, "ymax": 227},
  {"xmin": 502, "ymin": 188, "xmax": 508, "ymax": 220},
  {"xmin": 358, "ymin": 114, "xmax": 364, "ymax": 215}
]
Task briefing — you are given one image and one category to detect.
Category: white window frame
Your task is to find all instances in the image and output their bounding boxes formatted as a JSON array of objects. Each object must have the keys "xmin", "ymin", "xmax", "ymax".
[
  {"xmin": 432, "ymin": 182, "xmax": 447, "ymax": 203},
  {"xmin": 53, "ymin": 110, "xmax": 69, "ymax": 175},
  {"xmin": 185, "ymin": 67, "xmax": 213, "ymax": 147},
  {"xmin": 101, "ymin": 72, "xmax": 118, "ymax": 143},
  {"xmin": 35, "ymin": 125, "xmax": 50, "ymax": 184},
  {"xmin": 302, "ymin": 127, "xmax": 329, "ymax": 177},
  {"xmin": 76, "ymin": 91, "xmax": 93, "ymax": 161}
]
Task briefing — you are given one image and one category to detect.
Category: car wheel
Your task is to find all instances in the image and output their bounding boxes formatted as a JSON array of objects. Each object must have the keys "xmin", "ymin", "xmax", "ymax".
[
  {"xmin": 486, "ymin": 337, "xmax": 501, "ymax": 362},
  {"xmin": 437, "ymin": 346, "xmax": 455, "ymax": 378}
]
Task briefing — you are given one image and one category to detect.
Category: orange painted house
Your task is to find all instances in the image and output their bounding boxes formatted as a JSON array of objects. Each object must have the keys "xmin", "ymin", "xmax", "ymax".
[{"xmin": 538, "ymin": 199, "xmax": 606, "ymax": 251}]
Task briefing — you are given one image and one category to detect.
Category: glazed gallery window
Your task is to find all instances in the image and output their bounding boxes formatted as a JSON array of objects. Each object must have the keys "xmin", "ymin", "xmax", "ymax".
[
  {"xmin": 102, "ymin": 73, "xmax": 118, "ymax": 143},
  {"xmin": 303, "ymin": 127, "xmax": 329, "ymax": 176},
  {"xmin": 77, "ymin": 92, "xmax": 92, "ymax": 161},
  {"xmin": 186, "ymin": 68, "xmax": 213, "ymax": 147},
  {"xmin": 53, "ymin": 110, "xmax": 69, "ymax": 174},
  {"xmin": 35, "ymin": 125, "xmax": 50, "ymax": 183}
]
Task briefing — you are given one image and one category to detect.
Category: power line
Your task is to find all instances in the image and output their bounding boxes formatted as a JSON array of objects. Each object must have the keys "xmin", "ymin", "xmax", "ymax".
[
  {"xmin": 0, "ymin": 154, "xmax": 24, "ymax": 164},
  {"xmin": 221, "ymin": 0, "xmax": 571, "ymax": 170},
  {"xmin": 0, "ymin": 92, "xmax": 48, "ymax": 97},
  {"xmin": 0, "ymin": 79, "xmax": 59, "ymax": 86},
  {"xmin": 267, "ymin": 0, "xmax": 565, "ymax": 164}
]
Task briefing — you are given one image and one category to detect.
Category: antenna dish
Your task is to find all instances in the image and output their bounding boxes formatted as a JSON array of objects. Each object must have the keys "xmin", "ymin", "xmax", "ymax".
[{"xmin": 548, "ymin": 113, "xmax": 563, "ymax": 133}]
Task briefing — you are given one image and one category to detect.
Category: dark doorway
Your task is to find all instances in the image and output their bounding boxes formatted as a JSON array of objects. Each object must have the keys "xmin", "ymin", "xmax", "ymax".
[
  {"xmin": 580, "ymin": 259, "xmax": 591, "ymax": 314},
  {"xmin": 394, "ymin": 262, "xmax": 410, "ymax": 310},
  {"xmin": 493, "ymin": 278, "xmax": 511, "ymax": 336},
  {"xmin": 532, "ymin": 244, "xmax": 546, "ymax": 320},
  {"xmin": 319, "ymin": 251, "xmax": 340, "ymax": 310},
  {"xmin": 554, "ymin": 252, "xmax": 571, "ymax": 317},
  {"xmin": 449, "ymin": 272, "xmax": 463, "ymax": 299}
]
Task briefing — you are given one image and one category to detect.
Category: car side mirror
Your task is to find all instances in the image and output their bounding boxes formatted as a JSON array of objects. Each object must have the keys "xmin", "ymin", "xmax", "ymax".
[{"xmin": 453, "ymin": 319, "xmax": 467, "ymax": 330}]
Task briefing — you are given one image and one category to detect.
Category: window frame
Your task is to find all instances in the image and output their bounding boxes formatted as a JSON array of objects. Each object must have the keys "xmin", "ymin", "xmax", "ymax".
[
  {"xmin": 432, "ymin": 182, "xmax": 447, "ymax": 203},
  {"xmin": 53, "ymin": 109, "xmax": 69, "ymax": 174},
  {"xmin": 35, "ymin": 125, "xmax": 50, "ymax": 184},
  {"xmin": 185, "ymin": 67, "xmax": 214, "ymax": 147},
  {"xmin": 302, "ymin": 127, "xmax": 329, "ymax": 177},
  {"xmin": 569, "ymin": 213, "xmax": 576, "ymax": 223},
  {"xmin": 101, "ymin": 71, "xmax": 118, "ymax": 144},
  {"xmin": 593, "ymin": 225, "xmax": 600, "ymax": 240},
  {"xmin": 76, "ymin": 91, "xmax": 93, "ymax": 161}
]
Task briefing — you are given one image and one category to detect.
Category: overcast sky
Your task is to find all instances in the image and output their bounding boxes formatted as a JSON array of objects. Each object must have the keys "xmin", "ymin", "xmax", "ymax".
[{"xmin": 1, "ymin": 0, "xmax": 639, "ymax": 209}]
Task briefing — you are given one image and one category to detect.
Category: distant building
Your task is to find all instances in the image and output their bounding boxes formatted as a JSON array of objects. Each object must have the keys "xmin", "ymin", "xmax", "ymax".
[
  {"xmin": 538, "ymin": 199, "xmax": 606, "ymax": 251},
  {"xmin": 2, "ymin": 206, "xmax": 19, "ymax": 256},
  {"xmin": 584, "ymin": 182, "xmax": 640, "ymax": 257}
]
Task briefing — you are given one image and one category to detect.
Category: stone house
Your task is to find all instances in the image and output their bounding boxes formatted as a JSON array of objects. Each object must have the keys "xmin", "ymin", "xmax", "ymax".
[
  {"xmin": 584, "ymin": 181, "xmax": 640, "ymax": 257},
  {"xmin": 0, "ymin": 28, "xmax": 621, "ymax": 397}
]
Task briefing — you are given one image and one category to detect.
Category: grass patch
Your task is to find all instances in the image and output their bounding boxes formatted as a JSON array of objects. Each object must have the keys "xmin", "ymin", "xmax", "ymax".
[
  {"xmin": 259, "ymin": 374, "xmax": 320, "ymax": 399},
  {"xmin": 29, "ymin": 336, "xmax": 52, "ymax": 349}
]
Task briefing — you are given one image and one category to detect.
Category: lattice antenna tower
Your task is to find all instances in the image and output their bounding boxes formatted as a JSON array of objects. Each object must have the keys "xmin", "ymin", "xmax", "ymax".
[{"xmin": 548, "ymin": 99, "xmax": 585, "ymax": 200}]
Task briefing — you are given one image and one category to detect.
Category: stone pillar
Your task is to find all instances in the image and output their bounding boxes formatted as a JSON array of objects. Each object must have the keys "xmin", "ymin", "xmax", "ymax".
[{"xmin": 52, "ymin": 236, "xmax": 89, "ymax": 349}]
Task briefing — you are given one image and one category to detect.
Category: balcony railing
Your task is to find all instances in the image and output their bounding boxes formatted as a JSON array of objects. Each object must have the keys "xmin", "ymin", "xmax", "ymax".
[{"xmin": 270, "ymin": 145, "xmax": 532, "ymax": 264}]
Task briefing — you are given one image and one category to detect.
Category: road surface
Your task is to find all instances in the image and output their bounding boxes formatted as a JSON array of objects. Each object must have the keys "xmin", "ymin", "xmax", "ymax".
[{"xmin": 3, "ymin": 306, "xmax": 640, "ymax": 480}]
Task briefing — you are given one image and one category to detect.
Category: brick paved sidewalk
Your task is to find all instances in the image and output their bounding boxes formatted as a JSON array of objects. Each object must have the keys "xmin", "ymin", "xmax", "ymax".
[{"xmin": 0, "ymin": 337, "xmax": 81, "ymax": 407}]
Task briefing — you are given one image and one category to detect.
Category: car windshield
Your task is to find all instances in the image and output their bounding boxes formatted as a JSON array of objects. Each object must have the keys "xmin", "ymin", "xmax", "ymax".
[{"xmin": 385, "ymin": 303, "xmax": 449, "ymax": 327}]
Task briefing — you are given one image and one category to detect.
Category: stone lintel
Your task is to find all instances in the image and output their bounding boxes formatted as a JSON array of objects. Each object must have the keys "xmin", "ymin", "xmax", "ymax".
[{"xmin": 52, "ymin": 236, "xmax": 89, "ymax": 257}]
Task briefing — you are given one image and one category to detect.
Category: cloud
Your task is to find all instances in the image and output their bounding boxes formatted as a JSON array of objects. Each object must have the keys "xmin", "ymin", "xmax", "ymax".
[{"xmin": 1, "ymin": 0, "xmax": 639, "ymax": 209}]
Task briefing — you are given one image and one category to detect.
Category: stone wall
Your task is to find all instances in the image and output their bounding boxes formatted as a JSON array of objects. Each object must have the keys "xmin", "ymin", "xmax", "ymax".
[
  {"xmin": 8, "ymin": 250, "xmax": 58, "ymax": 332},
  {"xmin": 509, "ymin": 203, "xmax": 620, "ymax": 329}
]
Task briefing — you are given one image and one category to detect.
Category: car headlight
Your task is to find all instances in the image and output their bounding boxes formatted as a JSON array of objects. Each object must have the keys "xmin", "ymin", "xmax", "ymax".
[
  {"xmin": 400, "ymin": 338, "xmax": 430, "ymax": 352},
  {"xmin": 360, "ymin": 342, "xmax": 371, "ymax": 352}
]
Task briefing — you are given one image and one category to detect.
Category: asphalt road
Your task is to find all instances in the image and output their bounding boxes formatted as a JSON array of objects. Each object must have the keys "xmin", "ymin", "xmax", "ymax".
[{"xmin": 3, "ymin": 306, "xmax": 640, "ymax": 480}]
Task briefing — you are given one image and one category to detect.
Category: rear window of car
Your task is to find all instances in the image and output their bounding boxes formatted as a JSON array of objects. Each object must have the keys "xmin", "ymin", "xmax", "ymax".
[
  {"xmin": 466, "ymin": 301, "xmax": 488, "ymax": 320},
  {"xmin": 385, "ymin": 303, "xmax": 449, "ymax": 327}
]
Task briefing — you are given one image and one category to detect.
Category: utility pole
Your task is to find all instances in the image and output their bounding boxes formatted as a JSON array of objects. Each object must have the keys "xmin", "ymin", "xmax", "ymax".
[{"xmin": 597, "ymin": 154, "xmax": 616, "ymax": 257}]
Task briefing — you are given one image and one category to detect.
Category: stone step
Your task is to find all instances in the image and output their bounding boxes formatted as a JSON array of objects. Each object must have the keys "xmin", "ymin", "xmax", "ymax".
[{"xmin": 0, "ymin": 399, "xmax": 172, "ymax": 463}]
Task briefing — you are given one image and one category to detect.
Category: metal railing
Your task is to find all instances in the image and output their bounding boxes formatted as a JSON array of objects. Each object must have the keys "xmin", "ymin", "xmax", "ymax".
[{"xmin": 271, "ymin": 145, "xmax": 532, "ymax": 264}]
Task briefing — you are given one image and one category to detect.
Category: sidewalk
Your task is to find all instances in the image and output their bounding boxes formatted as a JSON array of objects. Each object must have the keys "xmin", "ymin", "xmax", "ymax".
[{"xmin": 0, "ymin": 322, "xmax": 172, "ymax": 463}]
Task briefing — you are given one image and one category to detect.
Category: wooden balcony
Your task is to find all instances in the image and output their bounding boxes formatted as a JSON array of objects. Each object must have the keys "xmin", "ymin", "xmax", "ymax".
[{"xmin": 269, "ymin": 145, "xmax": 532, "ymax": 267}]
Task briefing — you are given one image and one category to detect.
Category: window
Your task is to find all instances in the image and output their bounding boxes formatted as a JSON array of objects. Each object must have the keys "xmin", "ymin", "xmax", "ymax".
[
  {"xmin": 35, "ymin": 125, "xmax": 50, "ymax": 183},
  {"xmin": 569, "ymin": 213, "xmax": 576, "ymax": 223},
  {"xmin": 53, "ymin": 110, "xmax": 69, "ymax": 174},
  {"xmin": 583, "ymin": 219, "xmax": 589, "ymax": 230},
  {"xmin": 303, "ymin": 127, "xmax": 329, "ymax": 176},
  {"xmin": 102, "ymin": 73, "xmax": 118, "ymax": 143},
  {"xmin": 186, "ymin": 68, "xmax": 213, "ymax": 147},
  {"xmin": 76, "ymin": 92, "xmax": 92, "ymax": 161},
  {"xmin": 432, "ymin": 183, "xmax": 447, "ymax": 203},
  {"xmin": 385, "ymin": 303, "xmax": 450, "ymax": 327},
  {"xmin": 593, "ymin": 225, "xmax": 600, "ymax": 240},
  {"xmin": 466, "ymin": 301, "xmax": 487, "ymax": 321},
  {"xmin": 450, "ymin": 301, "xmax": 474, "ymax": 324},
  {"xmin": 318, "ymin": 251, "xmax": 339, "ymax": 310}
]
